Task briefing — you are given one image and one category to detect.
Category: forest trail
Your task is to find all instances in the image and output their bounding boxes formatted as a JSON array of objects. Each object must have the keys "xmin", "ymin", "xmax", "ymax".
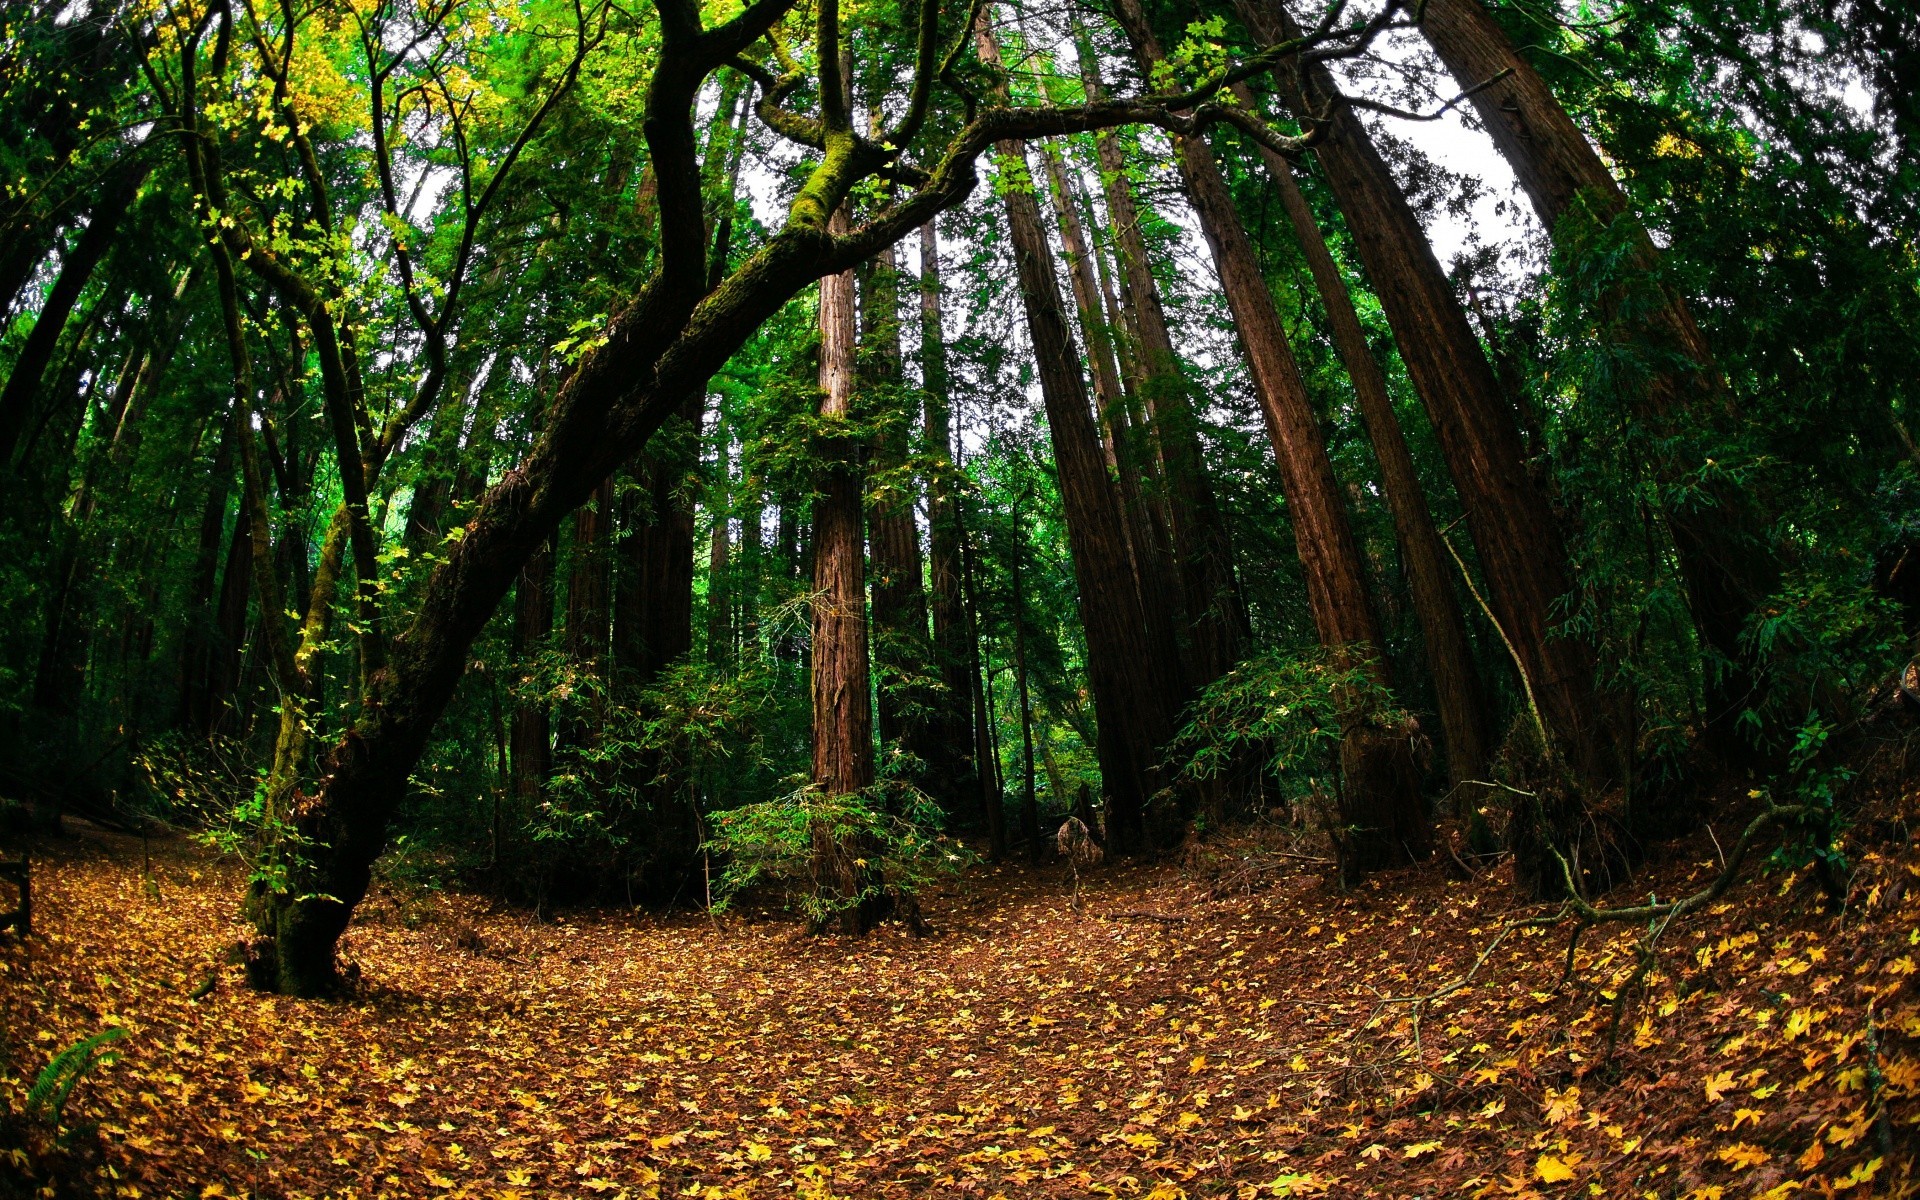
[{"xmin": 3, "ymin": 813, "xmax": 1918, "ymax": 1200}]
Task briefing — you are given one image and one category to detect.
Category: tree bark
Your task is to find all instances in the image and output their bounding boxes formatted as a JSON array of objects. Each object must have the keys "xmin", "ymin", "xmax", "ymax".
[
  {"xmin": 0, "ymin": 161, "xmax": 146, "ymax": 467},
  {"xmin": 1242, "ymin": 0, "xmax": 1611, "ymax": 788},
  {"xmin": 863, "ymin": 240, "xmax": 934, "ymax": 777},
  {"xmin": 1418, "ymin": 0, "xmax": 1779, "ymax": 758},
  {"xmin": 811, "ymin": 199, "xmax": 881, "ymax": 931},
  {"xmin": 1232, "ymin": 84, "xmax": 1491, "ymax": 787},
  {"xmin": 1110, "ymin": 0, "xmax": 1425, "ymax": 867},
  {"xmin": 1038, "ymin": 144, "xmax": 1188, "ymax": 715},
  {"xmin": 510, "ymin": 536, "xmax": 555, "ymax": 849}
]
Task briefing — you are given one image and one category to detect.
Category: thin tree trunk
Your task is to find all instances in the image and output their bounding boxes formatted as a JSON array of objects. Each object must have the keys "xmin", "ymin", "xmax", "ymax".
[
  {"xmin": 918, "ymin": 220, "xmax": 979, "ymax": 815},
  {"xmin": 1011, "ymin": 532, "xmax": 1041, "ymax": 865},
  {"xmin": 706, "ymin": 438, "xmax": 732, "ymax": 667}
]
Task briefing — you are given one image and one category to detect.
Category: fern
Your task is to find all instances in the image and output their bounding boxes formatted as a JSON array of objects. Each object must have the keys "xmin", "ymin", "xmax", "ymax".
[{"xmin": 26, "ymin": 1026, "xmax": 127, "ymax": 1129}]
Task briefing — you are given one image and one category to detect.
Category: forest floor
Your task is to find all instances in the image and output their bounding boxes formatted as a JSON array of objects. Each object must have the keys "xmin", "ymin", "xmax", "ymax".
[{"xmin": 3, "ymin": 788, "xmax": 1919, "ymax": 1200}]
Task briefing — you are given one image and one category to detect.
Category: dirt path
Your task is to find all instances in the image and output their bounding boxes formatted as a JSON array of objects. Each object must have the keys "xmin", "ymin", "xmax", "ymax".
[{"xmin": 2, "ymin": 818, "xmax": 1916, "ymax": 1198}]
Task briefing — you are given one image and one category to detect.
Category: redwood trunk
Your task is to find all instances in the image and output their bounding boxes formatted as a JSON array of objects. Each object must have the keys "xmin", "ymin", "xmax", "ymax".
[
  {"xmin": 811, "ymin": 207, "xmax": 880, "ymax": 931},
  {"xmin": 1234, "ymin": 88, "xmax": 1491, "ymax": 786},
  {"xmin": 1243, "ymin": 0, "xmax": 1611, "ymax": 787},
  {"xmin": 863, "ymin": 241, "xmax": 934, "ymax": 776},
  {"xmin": 1039, "ymin": 146, "xmax": 1188, "ymax": 713},
  {"xmin": 1079, "ymin": 45, "xmax": 1247, "ymax": 691}
]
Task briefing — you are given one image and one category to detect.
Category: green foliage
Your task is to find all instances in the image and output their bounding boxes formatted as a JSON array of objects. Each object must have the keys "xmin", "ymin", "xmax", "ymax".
[
  {"xmin": 704, "ymin": 782, "xmax": 972, "ymax": 924},
  {"xmin": 26, "ymin": 1027, "xmax": 127, "ymax": 1132},
  {"xmin": 1167, "ymin": 647, "xmax": 1405, "ymax": 803}
]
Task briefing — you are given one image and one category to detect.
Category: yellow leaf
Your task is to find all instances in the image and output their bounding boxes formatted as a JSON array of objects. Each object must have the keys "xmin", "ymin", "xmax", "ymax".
[
  {"xmin": 1730, "ymin": 1107, "xmax": 1764, "ymax": 1130},
  {"xmin": 1403, "ymin": 1140, "xmax": 1442, "ymax": 1159},
  {"xmin": 1834, "ymin": 1158, "xmax": 1882, "ymax": 1190},
  {"xmin": 1543, "ymin": 1085, "xmax": 1581, "ymax": 1125},
  {"xmin": 1715, "ymin": 1143, "xmax": 1769, "ymax": 1170},
  {"xmin": 1535, "ymin": 1154, "xmax": 1574, "ymax": 1183},
  {"xmin": 1175, "ymin": 1111, "xmax": 1202, "ymax": 1130},
  {"xmin": 1796, "ymin": 1140, "xmax": 1825, "ymax": 1170},
  {"xmin": 1144, "ymin": 1184, "xmax": 1187, "ymax": 1200},
  {"xmin": 1190, "ymin": 1055, "xmax": 1208, "ymax": 1074},
  {"xmin": 1703, "ymin": 1070, "xmax": 1736, "ymax": 1102},
  {"xmin": 1359, "ymin": 1143, "xmax": 1387, "ymax": 1160},
  {"xmin": 746, "ymin": 1142, "xmax": 772, "ymax": 1161},
  {"xmin": 1123, "ymin": 1132, "xmax": 1161, "ymax": 1152}
]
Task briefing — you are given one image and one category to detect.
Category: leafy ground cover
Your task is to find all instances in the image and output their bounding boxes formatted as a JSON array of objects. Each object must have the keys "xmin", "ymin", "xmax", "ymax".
[{"xmin": 3, "ymin": 796, "xmax": 1918, "ymax": 1199}]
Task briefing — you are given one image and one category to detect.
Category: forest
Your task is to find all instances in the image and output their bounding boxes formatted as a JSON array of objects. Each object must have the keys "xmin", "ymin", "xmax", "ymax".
[{"xmin": 2, "ymin": 0, "xmax": 1919, "ymax": 1193}]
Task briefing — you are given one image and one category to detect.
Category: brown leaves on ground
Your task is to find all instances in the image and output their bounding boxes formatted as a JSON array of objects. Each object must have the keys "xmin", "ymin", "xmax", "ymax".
[{"xmin": 2, "ymin": 805, "xmax": 1918, "ymax": 1200}]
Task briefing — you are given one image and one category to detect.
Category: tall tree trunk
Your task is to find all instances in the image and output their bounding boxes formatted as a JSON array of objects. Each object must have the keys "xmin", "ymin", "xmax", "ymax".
[
  {"xmin": 1077, "ymin": 39, "xmax": 1247, "ymax": 691},
  {"xmin": 1115, "ymin": 0, "xmax": 1425, "ymax": 868},
  {"xmin": 917, "ymin": 220, "xmax": 979, "ymax": 816},
  {"xmin": 961, "ymin": 511, "xmax": 1007, "ymax": 859},
  {"xmin": 1011, "ymin": 533, "xmax": 1041, "ymax": 865},
  {"xmin": 510, "ymin": 536, "xmax": 555, "ymax": 852},
  {"xmin": 1418, "ymin": 0, "xmax": 1779, "ymax": 758},
  {"xmin": 1232, "ymin": 83, "xmax": 1491, "ymax": 787},
  {"xmin": 1038, "ymin": 144, "xmax": 1188, "ymax": 712},
  {"xmin": 863, "ymin": 240, "xmax": 934, "ymax": 777},
  {"xmin": 739, "ymin": 479, "xmax": 762, "ymax": 653},
  {"xmin": 811, "ymin": 203, "xmax": 880, "ymax": 932},
  {"xmin": 179, "ymin": 414, "xmax": 239, "ymax": 735},
  {"xmin": 1242, "ymin": 0, "xmax": 1611, "ymax": 790},
  {"xmin": 208, "ymin": 498, "xmax": 255, "ymax": 734},
  {"xmin": 978, "ymin": 21, "xmax": 1179, "ymax": 852}
]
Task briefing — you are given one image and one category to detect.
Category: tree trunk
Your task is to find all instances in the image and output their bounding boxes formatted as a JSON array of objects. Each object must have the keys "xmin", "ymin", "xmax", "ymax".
[
  {"xmin": 706, "ymin": 438, "xmax": 732, "ymax": 667},
  {"xmin": 1112, "ymin": 0, "xmax": 1425, "ymax": 867},
  {"xmin": 1038, "ymin": 144, "xmax": 1189, "ymax": 713},
  {"xmin": 1011, "ymin": 534, "xmax": 1041, "ymax": 865},
  {"xmin": 1242, "ymin": 0, "xmax": 1611, "ymax": 788},
  {"xmin": 961, "ymin": 512, "xmax": 1007, "ymax": 859},
  {"xmin": 979, "ymin": 21, "xmax": 1179, "ymax": 853},
  {"xmin": 917, "ymin": 220, "xmax": 979, "ymax": 816},
  {"xmin": 863, "ymin": 240, "xmax": 934, "ymax": 778},
  {"xmin": 811, "ymin": 204, "xmax": 880, "ymax": 933},
  {"xmin": 208, "ymin": 498, "xmax": 255, "ymax": 734},
  {"xmin": 1419, "ymin": 0, "xmax": 1780, "ymax": 758},
  {"xmin": 1078, "ymin": 40, "xmax": 1247, "ymax": 691},
  {"xmin": 1233, "ymin": 85, "xmax": 1491, "ymax": 787},
  {"xmin": 179, "ymin": 415, "xmax": 239, "ymax": 736}
]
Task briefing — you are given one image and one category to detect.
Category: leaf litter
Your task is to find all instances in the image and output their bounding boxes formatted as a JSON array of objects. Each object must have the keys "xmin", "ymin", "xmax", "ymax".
[{"xmin": 3, "ymin": 804, "xmax": 1918, "ymax": 1199}]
